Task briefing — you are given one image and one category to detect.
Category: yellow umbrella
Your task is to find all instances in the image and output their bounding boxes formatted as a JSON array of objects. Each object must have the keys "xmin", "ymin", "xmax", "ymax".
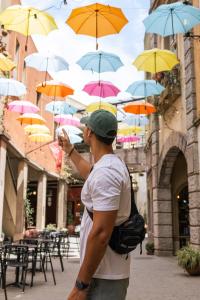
[
  {"xmin": 0, "ymin": 53, "xmax": 16, "ymax": 71},
  {"xmin": 17, "ymin": 113, "xmax": 46, "ymax": 125},
  {"xmin": 66, "ymin": 3, "xmax": 128, "ymax": 49},
  {"xmin": 86, "ymin": 102, "xmax": 117, "ymax": 115},
  {"xmin": 0, "ymin": 5, "xmax": 58, "ymax": 50},
  {"xmin": 118, "ymin": 126, "xmax": 142, "ymax": 135},
  {"xmin": 133, "ymin": 48, "xmax": 179, "ymax": 74},
  {"xmin": 28, "ymin": 133, "xmax": 53, "ymax": 143},
  {"xmin": 24, "ymin": 124, "xmax": 50, "ymax": 135}
]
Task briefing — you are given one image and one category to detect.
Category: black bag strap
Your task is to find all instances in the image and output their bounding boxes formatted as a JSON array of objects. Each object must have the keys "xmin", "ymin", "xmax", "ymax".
[{"xmin": 86, "ymin": 162, "xmax": 139, "ymax": 220}]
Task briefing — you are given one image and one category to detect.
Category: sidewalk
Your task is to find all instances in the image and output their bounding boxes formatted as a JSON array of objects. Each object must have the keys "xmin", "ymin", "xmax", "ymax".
[{"xmin": 1, "ymin": 247, "xmax": 200, "ymax": 300}]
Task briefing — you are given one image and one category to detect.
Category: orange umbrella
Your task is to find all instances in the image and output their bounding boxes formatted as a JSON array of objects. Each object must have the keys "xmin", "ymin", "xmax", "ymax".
[
  {"xmin": 66, "ymin": 3, "xmax": 128, "ymax": 49},
  {"xmin": 36, "ymin": 80, "xmax": 74, "ymax": 98},
  {"xmin": 17, "ymin": 113, "xmax": 46, "ymax": 125},
  {"xmin": 123, "ymin": 101, "xmax": 156, "ymax": 115}
]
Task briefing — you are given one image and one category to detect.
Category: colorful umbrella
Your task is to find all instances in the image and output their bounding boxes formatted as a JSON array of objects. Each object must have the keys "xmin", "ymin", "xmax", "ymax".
[
  {"xmin": 126, "ymin": 80, "xmax": 165, "ymax": 97},
  {"xmin": 83, "ymin": 81, "xmax": 120, "ymax": 98},
  {"xmin": 0, "ymin": 78, "xmax": 26, "ymax": 97},
  {"xmin": 123, "ymin": 101, "xmax": 156, "ymax": 115},
  {"xmin": 28, "ymin": 133, "xmax": 53, "ymax": 143},
  {"xmin": 24, "ymin": 124, "xmax": 50, "ymax": 134},
  {"xmin": 66, "ymin": 2, "xmax": 128, "ymax": 49},
  {"xmin": 45, "ymin": 101, "xmax": 77, "ymax": 115},
  {"xmin": 117, "ymin": 135, "xmax": 141, "ymax": 143},
  {"xmin": 56, "ymin": 125, "xmax": 82, "ymax": 136},
  {"xmin": 124, "ymin": 114, "xmax": 149, "ymax": 126},
  {"xmin": 25, "ymin": 53, "xmax": 69, "ymax": 73},
  {"xmin": 77, "ymin": 51, "xmax": 123, "ymax": 73},
  {"xmin": 143, "ymin": 2, "xmax": 200, "ymax": 37},
  {"xmin": 86, "ymin": 102, "xmax": 117, "ymax": 115},
  {"xmin": 36, "ymin": 80, "xmax": 74, "ymax": 98},
  {"xmin": 7, "ymin": 100, "xmax": 39, "ymax": 114},
  {"xmin": 118, "ymin": 126, "xmax": 142, "ymax": 135},
  {"xmin": 17, "ymin": 113, "xmax": 46, "ymax": 125},
  {"xmin": 133, "ymin": 48, "xmax": 179, "ymax": 74},
  {"xmin": 58, "ymin": 133, "xmax": 82, "ymax": 144},
  {"xmin": 0, "ymin": 53, "xmax": 16, "ymax": 71},
  {"xmin": 0, "ymin": 5, "xmax": 58, "ymax": 50},
  {"xmin": 54, "ymin": 114, "xmax": 80, "ymax": 126}
]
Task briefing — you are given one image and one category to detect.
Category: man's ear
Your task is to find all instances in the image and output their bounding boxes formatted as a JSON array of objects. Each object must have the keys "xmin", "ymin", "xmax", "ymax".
[{"xmin": 87, "ymin": 128, "xmax": 93, "ymax": 137}]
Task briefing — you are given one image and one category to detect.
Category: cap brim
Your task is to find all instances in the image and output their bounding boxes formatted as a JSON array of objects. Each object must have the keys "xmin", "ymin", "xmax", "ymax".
[{"xmin": 80, "ymin": 116, "xmax": 89, "ymax": 125}]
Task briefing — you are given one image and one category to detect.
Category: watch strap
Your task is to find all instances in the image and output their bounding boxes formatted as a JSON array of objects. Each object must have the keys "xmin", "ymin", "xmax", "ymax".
[{"xmin": 75, "ymin": 279, "xmax": 90, "ymax": 290}]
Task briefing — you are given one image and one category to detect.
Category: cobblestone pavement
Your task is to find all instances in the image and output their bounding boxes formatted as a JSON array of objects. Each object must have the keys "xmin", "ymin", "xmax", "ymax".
[{"xmin": 1, "ymin": 244, "xmax": 200, "ymax": 300}]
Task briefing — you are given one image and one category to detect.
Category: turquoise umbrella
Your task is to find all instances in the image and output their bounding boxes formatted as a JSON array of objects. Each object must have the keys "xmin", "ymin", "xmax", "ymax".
[
  {"xmin": 124, "ymin": 114, "xmax": 149, "ymax": 127},
  {"xmin": 77, "ymin": 51, "xmax": 123, "ymax": 73},
  {"xmin": 45, "ymin": 101, "xmax": 77, "ymax": 115},
  {"xmin": 126, "ymin": 80, "xmax": 165, "ymax": 98},
  {"xmin": 0, "ymin": 78, "xmax": 26, "ymax": 97},
  {"xmin": 143, "ymin": 2, "xmax": 200, "ymax": 37}
]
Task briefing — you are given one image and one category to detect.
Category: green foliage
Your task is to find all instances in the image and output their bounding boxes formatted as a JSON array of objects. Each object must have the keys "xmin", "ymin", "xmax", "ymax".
[
  {"xmin": 24, "ymin": 192, "xmax": 34, "ymax": 229},
  {"xmin": 177, "ymin": 246, "xmax": 200, "ymax": 270},
  {"xmin": 145, "ymin": 241, "xmax": 154, "ymax": 252},
  {"xmin": 46, "ymin": 223, "xmax": 57, "ymax": 231}
]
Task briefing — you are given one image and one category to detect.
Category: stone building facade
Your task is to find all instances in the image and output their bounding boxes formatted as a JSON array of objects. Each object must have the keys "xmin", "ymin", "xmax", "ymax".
[{"xmin": 145, "ymin": 0, "xmax": 200, "ymax": 255}]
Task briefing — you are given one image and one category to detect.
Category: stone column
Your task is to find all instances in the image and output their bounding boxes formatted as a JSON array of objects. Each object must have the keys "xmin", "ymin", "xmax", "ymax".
[
  {"xmin": 0, "ymin": 139, "xmax": 7, "ymax": 238},
  {"xmin": 36, "ymin": 173, "xmax": 47, "ymax": 230},
  {"xmin": 14, "ymin": 160, "xmax": 28, "ymax": 241},
  {"xmin": 57, "ymin": 180, "xmax": 66, "ymax": 229},
  {"xmin": 184, "ymin": 38, "xmax": 200, "ymax": 249}
]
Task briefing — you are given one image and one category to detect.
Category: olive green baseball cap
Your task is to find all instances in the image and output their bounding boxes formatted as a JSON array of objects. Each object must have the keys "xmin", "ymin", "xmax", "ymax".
[{"xmin": 80, "ymin": 109, "xmax": 118, "ymax": 139}]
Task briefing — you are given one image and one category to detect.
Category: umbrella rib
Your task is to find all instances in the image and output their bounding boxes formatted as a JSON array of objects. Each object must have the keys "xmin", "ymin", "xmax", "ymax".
[
  {"xmin": 156, "ymin": 52, "xmax": 175, "ymax": 69},
  {"xmin": 98, "ymin": 11, "xmax": 122, "ymax": 33},
  {"xmin": 163, "ymin": 12, "xmax": 171, "ymax": 36},
  {"xmin": 173, "ymin": 10, "xmax": 189, "ymax": 33},
  {"xmin": 71, "ymin": 11, "xmax": 95, "ymax": 34}
]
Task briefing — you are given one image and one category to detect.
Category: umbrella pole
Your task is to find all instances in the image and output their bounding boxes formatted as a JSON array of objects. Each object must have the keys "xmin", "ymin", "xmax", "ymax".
[
  {"xmin": 170, "ymin": 9, "xmax": 175, "ymax": 43},
  {"xmin": 44, "ymin": 58, "xmax": 49, "ymax": 83},
  {"xmin": 25, "ymin": 9, "xmax": 31, "ymax": 51},
  {"xmin": 96, "ymin": 10, "xmax": 98, "ymax": 50}
]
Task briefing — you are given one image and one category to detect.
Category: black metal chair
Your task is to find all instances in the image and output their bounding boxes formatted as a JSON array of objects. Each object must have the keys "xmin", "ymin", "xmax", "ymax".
[
  {"xmin": 0, "ymin": 248, "xmax": 7, "ymax": 300},
  {"xmin": 50, "ymin": 233, "xmax": 65, "ymax": 272},
  {"xmin": 39, "ymin": 240, "xmax": 56, "ymax": 285},
  {"xmin": 4, "ymin": 244, "xmax": 29, "ymax": 292}
]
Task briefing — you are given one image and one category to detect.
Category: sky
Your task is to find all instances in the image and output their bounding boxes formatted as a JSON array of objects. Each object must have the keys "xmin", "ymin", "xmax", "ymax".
[{"xmin": 21, "ymin": 0, "xmax": 150, "ymax": 106}]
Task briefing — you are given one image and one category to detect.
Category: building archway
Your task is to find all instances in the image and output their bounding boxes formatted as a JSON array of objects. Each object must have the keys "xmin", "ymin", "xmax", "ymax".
[{"xmin": 156, "ymin": 147, "xmax": 188, "ymax": 255}]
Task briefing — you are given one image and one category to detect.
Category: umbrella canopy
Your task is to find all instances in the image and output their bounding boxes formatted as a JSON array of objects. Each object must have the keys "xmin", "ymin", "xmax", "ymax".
[
  {"xmin": 77, "ymin": 51, "xmax": 123, "ymax": 73},
  {"xmin": 83, "ymin": 80, "xmax": 120, "ymax": 98},
  {"xmin": 45, "ymin": 101, "xmax": 77, "ymax": 115},
  {"xmin": 0, "ymin": 5, "xmax": 57, "ymax": 36},
  {"xmin": 117, "ymin": 135, "xmax": 141, "ymax": 143},
  {"xmin": 28, "ymin": 133, "xmax": 53, "ymax": 143},
  {"xmin": 56, "ymin": 125, "xmax": 82, "ymax": 135},
  {"xmin": 54, "ymin": 114, "xmax": 80, "ymax": 126},
  {"xmin": 36, "ymin": 80, "xmax": 74, "ymax": 98},
  {"xmin": 118, "ymin": 126, "xmax": 142, "ymax": 135},
  {"xmin": 126, "ymin": 80, "xmax": 165, "ymax": 97},
  {"xmin": 0, "ymin": 53, "xmax": 16, "ymax": 71},
  {"xmin": 86, "ymin": 102, "xmax": 117, "ymax": 115},
  {"xmin": 124, "ymin": 114, "xmax": 149, "ymax": 126},
  {"xmin": 24, "ymin": 124, "xmax": 50, "ymax": 134},
  {"xmin": 0, "ymin": 78, "xmax": 26, "ymax": 97},
  {"xmin": 66, "ymin": 2, "xmax": 128, "ymax": 49},
  {"xmin": 17, "ymin": 113, "xmax": 46, "ymax": 125},
  {"xmin": 143, "ymin": 2, "xmax": 200, "ymax": 37},
  {"xmin": 25, "ymin": 53, "xmax": 69, "ymax": 73},
  {"xmin": 7, "ymin": 100, "xmax": 39, "ymax": 114},
  {"xmin": 133, "ymin": 48, "xmax": 179, "ymax": 74},
  {"xmin": 123, "ymin": 101, "xmax": 156, "ymax": 115},
  {"xmin": 57, "ymin": 132, "xmax": 83, "ymax": 144}
]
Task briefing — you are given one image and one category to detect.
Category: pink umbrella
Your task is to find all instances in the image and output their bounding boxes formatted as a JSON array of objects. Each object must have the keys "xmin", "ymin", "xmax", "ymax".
[
  {"xmin": 83, "ymin": 80, "xmax": 120, "ymax": 98},
  {"xmin": 7, "ymin": 100, "xmax": 39, "ymax": 114},
  {"xmin": 117, "ymin": 135, "xmax": 141, "ymax": 143},
  {"xmin": 54, "ymin": 114, "xmax": 80, "ymax": 126}
]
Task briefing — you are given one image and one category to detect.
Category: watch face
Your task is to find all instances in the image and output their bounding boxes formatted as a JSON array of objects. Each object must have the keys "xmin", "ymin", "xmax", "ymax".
[{"xmin": 75, "ymin": 280, "xmax": 89, "ymax": 290}]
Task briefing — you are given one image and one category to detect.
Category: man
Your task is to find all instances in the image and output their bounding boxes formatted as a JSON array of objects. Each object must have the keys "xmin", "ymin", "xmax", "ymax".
[{"xmin": 58, "ymin": 109, "xmax": 131, "ymax": 300}]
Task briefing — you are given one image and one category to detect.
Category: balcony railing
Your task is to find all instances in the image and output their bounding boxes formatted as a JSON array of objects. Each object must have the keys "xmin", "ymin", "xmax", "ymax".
[{"xmin": 155, "ymin": 65, "xmax": 181, "ymax": 115}]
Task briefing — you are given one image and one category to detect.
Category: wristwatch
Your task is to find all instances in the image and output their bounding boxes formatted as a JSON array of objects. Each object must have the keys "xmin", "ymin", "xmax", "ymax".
[{"xmin": 75, "ymin": 279, "xmax": 90, "ymax": 291}]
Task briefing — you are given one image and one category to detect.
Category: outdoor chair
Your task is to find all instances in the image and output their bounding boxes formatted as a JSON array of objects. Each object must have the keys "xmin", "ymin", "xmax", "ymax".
[
  {"xmin": 39, "ymin": 240, "xmax": 56, "ymax": 285},
  {"xmin": 66, "ymin": 230, "xmax": 80, "ymax": 259},
  {"xmin": 3, "ymin": 244, "xmax": 29, "ymax": 292},
  {"xmin": 50, "ymin": 233, "xmax": 65, "ymax": 272},
  {"xmin": 0, "ymin": 248, "xmax": 7, "ymax": 300}
]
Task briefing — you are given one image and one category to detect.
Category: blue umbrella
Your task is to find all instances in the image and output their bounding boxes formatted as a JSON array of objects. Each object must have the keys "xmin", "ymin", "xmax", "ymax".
[
  {"xmin": 45, "ymin": 101, "xmax": 77, "ymax": 115},
  {"xmin": 25, "ymin": 53, "xmax": 69, "ymax": 73},
  {"xmin": 0, "ymin": 78, "xmax": 26, "ymax": 97},
  {"xmin": 143, "ymin": 2, "xmax": 200, "ymax": 37},
  {"xmin": 77, "ymin": 51, "xmax": 123, "ymax": 73},
  {"xmin": 126, "ymin": 80, "xmax": 165, "ymax": 98},
  {"xmin": 124, "ymin": 114, "xmax": 149, "ymax": 127}
]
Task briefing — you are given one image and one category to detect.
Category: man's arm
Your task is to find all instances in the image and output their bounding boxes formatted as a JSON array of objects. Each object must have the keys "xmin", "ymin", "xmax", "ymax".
[{"xmin": 76, "ymin": 209, "xmax": 118, "ymax": 283}]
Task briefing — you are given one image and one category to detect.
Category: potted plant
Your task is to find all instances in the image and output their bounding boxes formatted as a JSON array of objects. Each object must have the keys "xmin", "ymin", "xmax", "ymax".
[
  {"xmin": 177, "ymin": 246, "xmax": 200, "ymax": 276},
  {"xmin": 145, "ymin": 241, "xmax": 154, "ymax": 255}
]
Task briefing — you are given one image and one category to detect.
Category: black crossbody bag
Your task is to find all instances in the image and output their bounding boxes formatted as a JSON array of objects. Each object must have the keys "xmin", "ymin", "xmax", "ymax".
[{"xmin": 86, "ymin": 165, "xmax": 146, "ymax": 256}]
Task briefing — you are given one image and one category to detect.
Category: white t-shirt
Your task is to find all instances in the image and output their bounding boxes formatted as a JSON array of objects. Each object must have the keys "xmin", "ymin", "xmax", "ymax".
[{"xmin": 80, "ymin": 154, "xmax": 131, "ymax": 280}]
